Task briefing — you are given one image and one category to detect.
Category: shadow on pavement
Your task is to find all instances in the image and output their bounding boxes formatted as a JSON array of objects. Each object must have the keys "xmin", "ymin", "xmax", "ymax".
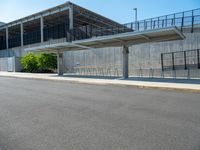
[
  {"xmin": 123, "ymin": 77, "xmax": 200, "ymax": 84},
  {"xmin": 58, "ymin": 74, "xmax": 119, "ymax": 80},
  {"xmin": 50, "ymin": 74, "xmax": 200, "ymax": 84}
]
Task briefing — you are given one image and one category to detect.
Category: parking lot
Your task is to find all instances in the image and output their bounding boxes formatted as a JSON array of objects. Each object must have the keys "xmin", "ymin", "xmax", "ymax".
[{"xmin": 0, "ymin": 77, "xmax": 200, "ymax": 150}]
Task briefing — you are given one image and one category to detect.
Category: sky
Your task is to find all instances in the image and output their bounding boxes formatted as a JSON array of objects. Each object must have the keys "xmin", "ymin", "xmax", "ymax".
[{"xmin": 0, "ymin": 0, "xmax": 199, "ymax": 24}]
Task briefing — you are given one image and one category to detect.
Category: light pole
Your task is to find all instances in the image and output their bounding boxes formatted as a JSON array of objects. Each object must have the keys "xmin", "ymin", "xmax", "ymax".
[
  {"xmin": 133, "ymin": 8, "xmax": 138, "ymax": 31},
  {"xmin": 133, "ymin": 8, "xmax": 137, "ymax": 22}
]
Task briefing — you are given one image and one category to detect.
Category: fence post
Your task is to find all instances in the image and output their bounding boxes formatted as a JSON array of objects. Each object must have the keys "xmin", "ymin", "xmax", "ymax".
[
  {"xmin": 197, "ymin": 49, "xmax": 200, "ymax": 69},
  {"xmin": 173, "ymin": 14, "xmax": 176, "ymax": 26},
  {"xmin": 181, "ymin": 12, "xmax": 184, "ymax": 32},
  {"xmin": 191, "ymin": 10, "xmax": 194, "ymax": 33},
  {"xmin": 161, "ymin": 69, "xmax": 164, "ymax": 78},
  {"xmin": 172, "ymin": 52, "xmax": 175, "ymax": 70},
  {"xmin": 162, "ymin": 19, "xmax": 164, "ymax": 28},
  {"xmin": 161, "ymin": 53, "xmax": 164, "ymax": 71},
  {"xmin": 184, "ymin": 51, "xmax": 187, "ymax": 69}
]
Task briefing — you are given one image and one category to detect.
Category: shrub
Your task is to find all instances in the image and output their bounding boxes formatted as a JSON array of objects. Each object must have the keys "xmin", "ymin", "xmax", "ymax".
[
  {"xmin": 21, "ymin": 53, "xmax": 38, "ymax": 72},
  {"xmin": 37, "ymin": 53, "xmax": 57, "ymax": 70},
  {"xmin": 21, "ymin": 52, "xmax": 57, "ymax": 73}
]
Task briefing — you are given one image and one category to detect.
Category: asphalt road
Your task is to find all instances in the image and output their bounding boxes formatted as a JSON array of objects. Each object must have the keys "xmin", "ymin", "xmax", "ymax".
[{"xmin": 0, "ymin": 77, "xmax": 200, "ymax": 150}]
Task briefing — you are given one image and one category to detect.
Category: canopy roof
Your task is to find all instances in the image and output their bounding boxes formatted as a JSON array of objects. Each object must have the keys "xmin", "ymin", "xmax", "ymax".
[{"xmin": 25, "ymin": 27, "xmax": 184, "ymax": 52}]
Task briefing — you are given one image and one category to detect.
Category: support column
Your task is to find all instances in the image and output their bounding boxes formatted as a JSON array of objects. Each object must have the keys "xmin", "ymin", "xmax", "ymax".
[
  {"xmin": 122, "ymin": 45, "xmax": 129, "ymax": 79},
  {"xmin": 69, "ymin": 5, "xmax": 73, "ymax": 30},
  {"xmin": 57, "ymin": 51, "xmax": 64, "ymax": 76},
  {"xmin": 6, "ymin": 27, "xmax": 9, "ymax": 49},
  {"xmin": 40, "ymin": 15, "xmax": 44, "ymax": 43},
  {"xmin": 21, "ymin": 22, "xmax": 24, "ymax": 47}
]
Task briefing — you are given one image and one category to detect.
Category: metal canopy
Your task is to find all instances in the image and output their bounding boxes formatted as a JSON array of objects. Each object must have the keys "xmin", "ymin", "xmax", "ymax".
[{"xmin": 25, "ymin": 27, "xmax": 184, "ymax": 52}]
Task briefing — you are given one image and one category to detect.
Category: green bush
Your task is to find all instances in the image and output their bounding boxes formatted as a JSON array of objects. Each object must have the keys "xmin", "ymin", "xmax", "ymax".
[
  {"xmin": 21, "ymin": 53, "xmax": 38, "ymax": 72},
  {"xmin": 37, "ymin": 53, "xmax": 57, "ymax": 70},
  {"xmin": 21, "ymin": 52, "xmax": 57, "ymax": 73}
]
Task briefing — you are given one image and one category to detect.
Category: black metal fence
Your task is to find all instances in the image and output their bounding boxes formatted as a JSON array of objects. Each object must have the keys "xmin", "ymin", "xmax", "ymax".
[
  {"xmin": 124, "ymin": 8, "xmax": 200, "ymax": 33},
  {"xmin": 8, "ymin": 34, "xmax": 21, "ymax": 48},
  {"xmin": 23, "ymin": 29, "xmax": 41, "ymax": 46},
  {"xmin": 67, "ymin": 25, "xmax": 133, "ymax": 41},
  {"xmin": 161, "ymin": 49, "xmax": 200, "ymax": 70},
  {"xmin": 44, "ymin": 22, "xmax": 68, "ymax": 41},
  {"xmin": 68, "ymin": 8, "xmax": 200, "ymax": 42}
]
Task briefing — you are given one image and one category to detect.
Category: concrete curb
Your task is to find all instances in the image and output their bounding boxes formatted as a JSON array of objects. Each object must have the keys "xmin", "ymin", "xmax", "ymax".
[{"xmin": 0, "ymin": 73, "xmax": 200, "ymax": 93}]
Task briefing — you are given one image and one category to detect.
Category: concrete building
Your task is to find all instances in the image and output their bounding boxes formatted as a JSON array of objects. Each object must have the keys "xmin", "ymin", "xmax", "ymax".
[{"xmin": 0, "ymin": 2, "xmax": 199, "ymax": 79}]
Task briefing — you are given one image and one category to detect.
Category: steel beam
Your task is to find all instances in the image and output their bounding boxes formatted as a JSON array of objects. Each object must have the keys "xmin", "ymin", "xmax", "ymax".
[
  {"xmin": 69, "ymin": 5, "xmax": 74, "ymax": 30},
  {"xmin": 40, "ymin": 16, "xmax": 44, "ymax": 43},
  {"xmin": 6, "ymin": 27, "xmax": 8, "ymax": 49},
  {"xmin": 21, "ymin": 22, "xmax": 24, "ymax": 47}
]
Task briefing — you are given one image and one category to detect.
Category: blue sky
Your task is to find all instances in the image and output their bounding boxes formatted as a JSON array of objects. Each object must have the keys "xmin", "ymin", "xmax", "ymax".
[{"xmin": 0, "ymin": 0, "xmax": 199, "ymax": 23}]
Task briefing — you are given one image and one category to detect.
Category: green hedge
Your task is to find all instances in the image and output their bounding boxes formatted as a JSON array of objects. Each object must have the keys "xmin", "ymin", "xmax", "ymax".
[{"xmin": 21, "ymin": 53, "xmax": 57, "ymax": 73}]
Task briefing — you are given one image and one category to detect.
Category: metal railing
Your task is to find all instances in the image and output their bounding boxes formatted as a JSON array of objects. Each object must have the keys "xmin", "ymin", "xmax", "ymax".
[
  {"xmin": 161, "ymin": 49, "xmax": 200, "ymax": 71},
  {"xmin": 68, "ymin": 8, "xmax": 200, "ymax": 42}
]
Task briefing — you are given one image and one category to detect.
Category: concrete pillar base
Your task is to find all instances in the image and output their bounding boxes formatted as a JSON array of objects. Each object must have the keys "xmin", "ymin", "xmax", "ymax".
[
  {"xmin": 57, "ymin": 52, "xmax": 64, "ymax": 76},
  {"xmin": 122, "ymin": 45, "xmax": 129, "ymax": 79}
]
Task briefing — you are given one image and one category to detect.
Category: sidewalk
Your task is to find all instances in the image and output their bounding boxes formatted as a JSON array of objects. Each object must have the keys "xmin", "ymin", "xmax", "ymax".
[{"xmin": 0, "ymin": 72, "xmax": 200, "ymax": 92}]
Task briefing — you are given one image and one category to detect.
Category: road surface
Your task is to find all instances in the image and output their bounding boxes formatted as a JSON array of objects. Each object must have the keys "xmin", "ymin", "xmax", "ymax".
[{"xmin": 0, "ymin": 77, "xmax": 200, "ymax": 150}]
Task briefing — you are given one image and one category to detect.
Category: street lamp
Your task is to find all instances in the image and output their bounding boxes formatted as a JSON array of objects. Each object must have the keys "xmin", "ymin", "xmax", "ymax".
[{"xmin": 133, "ymin": 8, "xmax": 137, "ymax": 22}]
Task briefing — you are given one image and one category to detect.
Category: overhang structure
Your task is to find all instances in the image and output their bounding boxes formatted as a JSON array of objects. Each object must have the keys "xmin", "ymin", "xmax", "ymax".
[{"xmin": 25, "ymin": 27, "xmax": 184, "ymax": 52}]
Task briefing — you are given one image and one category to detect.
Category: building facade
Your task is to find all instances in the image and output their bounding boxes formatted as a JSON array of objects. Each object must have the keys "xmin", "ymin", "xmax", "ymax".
[{"xmin": 0, "ymin": 2, "xmax": 200, "ymax": 78}]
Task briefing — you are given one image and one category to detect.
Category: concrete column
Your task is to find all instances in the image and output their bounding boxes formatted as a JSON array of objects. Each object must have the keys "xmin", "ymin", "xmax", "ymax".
[
  {"xmin": 6, "ymin": 27, "xmax": 9, "ymax": 49},
  {"xmin": 122, "ymin": 45, "xmax": 129, "ymax": 78},
  {"xmin": 21, "ymin": 22, "xmax": 24, "ymax": 47},
  {"xmin": 40, "ymin": 16, "xmax": 44, "ymax": 43},
  {"xmin": 69, "ymin": 5, "xmax": 73, "ymax": 30},
  {"xmin": 57, "ymin": 51, "xmax": 64, "ymax": 76}
]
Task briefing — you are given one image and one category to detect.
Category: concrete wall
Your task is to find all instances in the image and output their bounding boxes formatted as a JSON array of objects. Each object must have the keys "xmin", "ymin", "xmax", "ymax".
[{"xmin": 63, "ymin": 31, "xmax": 200, "ymax": 78}]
